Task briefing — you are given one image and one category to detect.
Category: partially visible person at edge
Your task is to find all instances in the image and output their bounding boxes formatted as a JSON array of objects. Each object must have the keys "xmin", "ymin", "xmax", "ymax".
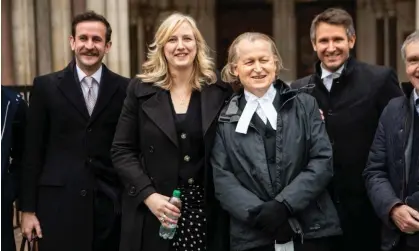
[
  {"xmin": 20, "ymin": 11, "xmax": 129, "ymax": 251},
  {"xmin": 291, "ymin": 8, "xmax": 403, "ymax": 251},
  {"xmin": 211, "ymin": 32, "xmax": 341, "ymax": 251},
  {"xmin": 1, "ymin": 86, "xmax": 27, "ymax": 251},
  {"xmin": 363, "ymin": 30, "xmax": 419, "ymax": 251},
  {"xmin": 111, "ymin": 12, "xmax": 233, "ymax": 251}
]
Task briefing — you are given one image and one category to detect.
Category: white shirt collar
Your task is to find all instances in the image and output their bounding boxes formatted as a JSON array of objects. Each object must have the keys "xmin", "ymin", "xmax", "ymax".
[
  {"xmin": 236, "ymin": 84, "xmax": 277, "ymax": 134},
  {"xmin": 244, "ymin": 83, "xmax": 276, "ymax": 103},
  {"xmin": 76, "ymin": 64, "xmax": 103, "ymax": 84},
  {"xmin": 320, "ymin": 63, "xmax": 344, "ymax": 80}
]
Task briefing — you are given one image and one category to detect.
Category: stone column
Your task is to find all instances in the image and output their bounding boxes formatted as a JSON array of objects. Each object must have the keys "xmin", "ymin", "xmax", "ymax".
[
  {"xmin": 356, "ymin": 0, "xmax": 376, "ymax": 64},
  {"xmin": 71, "ymin": 0, "xmax": 86, "ymax": 17},
  {"xmin": 2, "ymin": 0, "xmax": 14, "ymax": 85},
  {"xmin": 396, "ymin": 0, "xmax": 416, "ymax": 82},
  {"xmin": 72, "ymin": 0, "xmax": 86, "ymax": 16},
  {"xmin": 198, "ymin": 0, "xmax": 216, "ymax": 61},
  {"xmin": 118, "ymin": 0, "xmax": 131, "ymax": 77},
  {"xmin": 36, "ymin": 0, "xmax": 53, "ymax": 75},
  {"xmin": 86, "ymin": 0, "xmax": 107, "ymax": 65},
  {"xmin": 136, "ymin": 16, "xmax": 146, "ymax": 74},
  {"xmin": 273, "ymin": 0, "xmax": 296, "ymax": 83},
  {"xmin": 87, "ymin": 0, "xmax": 130, "ymax": 76},
  {"xmin": 417, "ymin": 0, "xmax": 419, "ymax": 29},
  {"xmin": 128, "ymin": 0, "xmax": 144, "ymax": 75},
  {"xmin": 105, "ymin": 0, "xmax": 130, "ymax": 77},
  {"xmin": 50, "ymin": 0, "xmax": 72, "ymax": 71},
  {"xmin": 12, "ymin": 0, "xmax": 36, "ymax": 86},
  {"xmin": 106, "ymin": 0, "xmax": 121, "ymax": 73},
  {"xmin": 86, "ymin": 0, "xmax": 105, "ymax": 14}
]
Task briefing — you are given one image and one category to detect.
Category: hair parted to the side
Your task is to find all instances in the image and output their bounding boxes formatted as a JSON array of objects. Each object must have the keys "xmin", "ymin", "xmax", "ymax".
[
  {"xmin": 221, "ymin": 32, "xmax": 284, "ymax": 85},
  {"xmin": 310, "ymin": 8, "xmax": 355, "ymax": 41},
  {"xmin": 137, "ymin": 12, "xmax": 216, "ymax": 90},
  {"xmin": 401, "ymin": 30, "xmax": 419, "ymax": 61},
  {"xmin": 72, "ymin": 10, "xmax": 112, "ymax": 43}
]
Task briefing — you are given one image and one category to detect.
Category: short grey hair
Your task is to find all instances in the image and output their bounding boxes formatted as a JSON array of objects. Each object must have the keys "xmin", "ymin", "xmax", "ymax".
[{"xmin": 401, "ymin": 30, "xmax": 419, "ymax": 61}]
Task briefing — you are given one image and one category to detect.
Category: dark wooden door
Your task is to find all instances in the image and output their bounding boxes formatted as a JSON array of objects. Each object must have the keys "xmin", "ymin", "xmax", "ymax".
[{"xmin": 216, "ymin": 0, "xmax": 273, "ymax": 70}]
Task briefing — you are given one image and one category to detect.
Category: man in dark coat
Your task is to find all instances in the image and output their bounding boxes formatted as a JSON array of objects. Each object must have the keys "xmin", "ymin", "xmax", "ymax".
[
  {"xmin": 363, "ymin": 31, "xmax": 419, "ymax": 251},
  {"xmin": 20, "ymin": 11, "xmax": 129, "ymax": 251},
  {"xmin": 292, "ymin": 8, "xmax": 403, "ymax": 251},
  {"xmin": 1, "ymin": 86, "xmax": 27, "ymax": 251}
]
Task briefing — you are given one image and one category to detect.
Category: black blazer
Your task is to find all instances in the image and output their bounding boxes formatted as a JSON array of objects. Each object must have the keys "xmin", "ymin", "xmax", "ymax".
[
  {"xmin": 292, "ymin": 57, "xmax": 402, "ymax": 199},
  {"xmin": 21, "ymin": 61, "xmax": 129, "ymax": 251},
  {"xmin": 111, "ymin": 77, "xmax": 232, "ymax": 251},
  {"xmin": 292, "ymin": 57, "xmax": 403, "ymax": 251}
]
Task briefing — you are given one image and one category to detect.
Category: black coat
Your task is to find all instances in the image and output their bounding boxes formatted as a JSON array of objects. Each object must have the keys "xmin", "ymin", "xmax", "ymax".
[
  {"xmin": 363, "ymin": 83, "xmax": 417, "ymax": 251},
  {"xmin": 211, "ymin": 80, "xmax": 341, "ymax": 251},
  {"xmin": 1, "ymin": 86, "xmax": 27, "ymax": 251},
  {"xmin": 20, "ymin": 61, "xmax": 129, "ymax": 251},
  {"xmin": 292, "ymin": 57, "xmax": 403, "ymax": 250},
  {"xmin": 111, "ymin": 78, "xmax": 233, "ymax": 251}
]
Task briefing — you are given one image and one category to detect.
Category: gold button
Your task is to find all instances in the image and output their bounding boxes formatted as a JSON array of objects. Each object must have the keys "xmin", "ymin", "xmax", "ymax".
[
  {"xmin": 181, "ymin": 133, "xmax": 187, "ymax": 139},
  {"xmin": 188, "ymin": 178, "xmax": 194, "ymax": 184},
  {"xmin": 184, "ymin": 155, "xmax": 190, "ymax": 162}
]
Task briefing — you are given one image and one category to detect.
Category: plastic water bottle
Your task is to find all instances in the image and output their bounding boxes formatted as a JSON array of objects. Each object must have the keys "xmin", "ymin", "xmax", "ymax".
[{"xmin": 159, "ymin": 190, "xmax": 182, "ymax": 239}]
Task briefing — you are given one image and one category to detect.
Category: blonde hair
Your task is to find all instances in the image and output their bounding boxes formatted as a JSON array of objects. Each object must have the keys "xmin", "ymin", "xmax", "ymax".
[
  {"xmin": 137, "ymin": 13, "xmax": 216, "ymax": 90},
  {"xmin": 221, "ymin": 32, "xmax": 284, "ymax": 84}
]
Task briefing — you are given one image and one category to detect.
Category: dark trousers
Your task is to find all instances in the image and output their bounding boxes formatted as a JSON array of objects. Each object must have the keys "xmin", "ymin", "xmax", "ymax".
[
  {"xmin": 393, "ymin": 245, "xmax": 419, "ymax": 251},
  {"xmin": 1, "ymin": 201, "xmax": 16, "ymax": 251},
  {"xmin": 392, "ymin": 236, "xmax": 419, "ymax": 251},
  {"xmin": 93, "ymin": 191, "xmax": 121, "ymax": 251},
  {"xmin": 246, "ymin": 238, "xmax": 331, "ymax": 251},
  {"xmin": 2, "ymin": 175, "xmax": 17, "ymax": 251},
  {"xmin": 331, "ymin": 197, "xmax": 381, "ymax": 251}
]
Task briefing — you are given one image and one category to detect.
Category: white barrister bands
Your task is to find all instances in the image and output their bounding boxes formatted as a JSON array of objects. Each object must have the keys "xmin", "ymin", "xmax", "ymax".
[{"xmin": 236, "ymin": 84, "xmax": 277, "ymax": 134}]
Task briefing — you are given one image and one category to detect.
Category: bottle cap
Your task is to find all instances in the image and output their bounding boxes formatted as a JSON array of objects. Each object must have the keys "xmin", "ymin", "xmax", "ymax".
[{"xmin": 173, "ymin": 190, "xmax": 181, "ymax": 198}]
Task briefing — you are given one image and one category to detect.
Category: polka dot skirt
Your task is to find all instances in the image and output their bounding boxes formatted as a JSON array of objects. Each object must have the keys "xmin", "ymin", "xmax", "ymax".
[{"xmin": 171, "ymin": 184, "xmax": 206, "ymax": 251}]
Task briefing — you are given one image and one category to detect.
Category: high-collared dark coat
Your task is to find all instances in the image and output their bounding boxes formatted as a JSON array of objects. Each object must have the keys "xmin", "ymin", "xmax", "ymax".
[
  {"xmin": 20, "ymin": 61, "xmax": 129, "ymax": 251},
  {"xmin": 211, "ymin": 80, "xmax": 341, "ymax": 251},
  {"xmin": 1, "ymin": 86, "xmax": 27, "ymax": 251},
  {"xmin": 111, "ymin": 78, "xmax": 233, "ymax": 251},
  {"xmin": 363, "ymin": 83, "xmax": 418, "ymax": 251},
  {"xmin": 292, "ymin": 57, "xmax": 403, "ymax": 251}
]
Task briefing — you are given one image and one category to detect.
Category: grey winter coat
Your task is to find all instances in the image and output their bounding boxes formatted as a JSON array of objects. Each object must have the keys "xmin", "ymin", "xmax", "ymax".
[{"xmin": 211, "ymin": 80, "xmax": 342, "ymax": 251}]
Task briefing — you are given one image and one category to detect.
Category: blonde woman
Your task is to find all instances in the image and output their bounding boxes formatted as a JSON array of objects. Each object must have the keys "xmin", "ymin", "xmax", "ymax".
[
  {"xmin": 111, "ymin": 13, "xmax": 232, "ymax": 251},
  {"xmin": 211, "ymin": 32, "xmax": 341, "ymax": 251}
]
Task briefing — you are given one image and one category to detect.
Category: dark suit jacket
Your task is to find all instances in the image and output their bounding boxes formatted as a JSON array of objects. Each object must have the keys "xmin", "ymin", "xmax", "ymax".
[
  {"xmin": 1, "ymin": 86, "xmax": 27, "ymax": 251},
  {"xmin": 111, "ymin": 78, "xmax": 233, "ymax": 251},
  {"xmin": 292, "ymin": 57, "xmax": 403, "ymax": 251},
  {"xmin": 21, "ymin": 61, "xmax": 129, "ymax": 251}
]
